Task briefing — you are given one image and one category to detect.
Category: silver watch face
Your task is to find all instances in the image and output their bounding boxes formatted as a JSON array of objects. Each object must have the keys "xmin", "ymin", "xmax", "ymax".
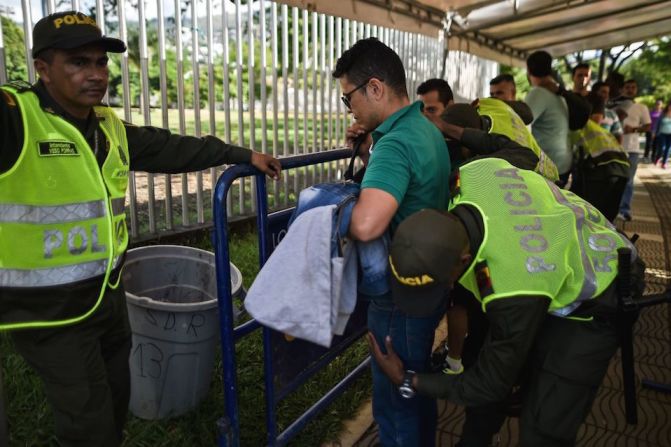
[{"xmin": 399, "ymin": 385, "xmax": 415, "ymax": 399}]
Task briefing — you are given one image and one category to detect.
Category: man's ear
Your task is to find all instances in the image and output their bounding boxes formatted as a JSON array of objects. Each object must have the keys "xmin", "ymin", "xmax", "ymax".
[
  {"xmin": 460, "ymin": 253, "xmax": 472, "ymax": 268},
  {"xmin": 368, "ymin": 78, "xmax": 385, "ymax": 101},
  {"xmin": 34, "ymin": 59, "xmax": 50, "ymax": 83}
]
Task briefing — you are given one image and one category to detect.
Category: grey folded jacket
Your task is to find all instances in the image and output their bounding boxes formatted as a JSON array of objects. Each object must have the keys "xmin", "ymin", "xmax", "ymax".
[{"xmin": 244, "ymin": 205, "xmax": 358, "ymax": 347}]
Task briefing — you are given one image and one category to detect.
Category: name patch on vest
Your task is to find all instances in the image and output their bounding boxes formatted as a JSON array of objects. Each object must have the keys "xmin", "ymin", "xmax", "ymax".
[{"xmin": 38, "ymin": 141, "xmax": 79, "ymax": 156}]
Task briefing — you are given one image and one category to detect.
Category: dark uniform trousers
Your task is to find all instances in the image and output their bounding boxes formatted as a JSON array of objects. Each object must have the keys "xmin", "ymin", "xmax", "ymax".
[
  {"xmin": 11, "ymin": 285, "xmax": 132, "ymax": 447},
  {"xmin": 458, "ymin": 286, "xmax": 621, "ymax": 447}
]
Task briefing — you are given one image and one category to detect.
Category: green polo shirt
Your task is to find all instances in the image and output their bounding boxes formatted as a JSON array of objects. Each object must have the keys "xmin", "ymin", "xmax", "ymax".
[{"xmin": 361, "ymin": 100, "xmax": 451, "ymax": 230}]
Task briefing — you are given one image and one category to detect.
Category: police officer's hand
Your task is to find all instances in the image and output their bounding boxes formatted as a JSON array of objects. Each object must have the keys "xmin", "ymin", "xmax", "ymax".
[
  {"xmin": 366, "ymin": 332, "xmax": 405, "ymax": 386},
  {"xmin": 251, "ymin": 152, "xmax": 282, "ymax": 180}
]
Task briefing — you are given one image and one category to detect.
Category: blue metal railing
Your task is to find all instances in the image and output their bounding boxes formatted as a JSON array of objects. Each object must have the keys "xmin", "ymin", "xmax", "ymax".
[{"xmin": 213, "ymin": 149, "xmax": 370, "ymax": 446}]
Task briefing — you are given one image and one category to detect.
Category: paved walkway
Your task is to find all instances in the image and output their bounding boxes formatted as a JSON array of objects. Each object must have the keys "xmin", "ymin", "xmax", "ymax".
[{"xmin": 352, "ymin": 162, "xmax": 671, "ymax": 447}]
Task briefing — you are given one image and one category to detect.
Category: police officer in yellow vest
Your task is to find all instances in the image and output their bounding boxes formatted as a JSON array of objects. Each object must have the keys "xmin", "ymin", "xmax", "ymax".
[
  {"xmin": 368, "ymin": 157, "xmax": 645, "ymax": 446},
  {"xmin": 0, "ymin": 11, "xmax": 280, "ymax": 446},
  {"xmin": 430, "ymin": 100, "xmax": 559, "ymax": 182},
  {"xmin": 570, "ymin": 93, "xmax": 629, "ymax": 222}
]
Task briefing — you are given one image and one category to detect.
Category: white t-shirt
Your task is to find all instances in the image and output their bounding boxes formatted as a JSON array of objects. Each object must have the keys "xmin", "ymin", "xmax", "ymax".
[{"xmin": 621, "ymin": 102, "xmax": 651, "ymax": 154}]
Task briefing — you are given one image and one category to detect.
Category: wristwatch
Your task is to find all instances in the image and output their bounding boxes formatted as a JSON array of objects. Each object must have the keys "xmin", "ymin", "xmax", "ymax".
[{"xmin": 398, "ymin": 370, "xmax": 416, "ymax": 399}]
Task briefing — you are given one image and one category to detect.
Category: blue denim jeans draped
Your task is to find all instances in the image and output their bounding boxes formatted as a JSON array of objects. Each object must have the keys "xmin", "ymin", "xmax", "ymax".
[
  {"xmin": 289, "ymin": 182, "xmax": 390, "ymax": 296},
  {"xmin": 367, "ymin": 296, "xmax": 444, "ymax": 447}
]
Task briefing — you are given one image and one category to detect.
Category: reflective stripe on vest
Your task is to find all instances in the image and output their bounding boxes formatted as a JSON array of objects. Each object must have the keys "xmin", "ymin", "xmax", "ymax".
[
  {"xmin": 0, "ymin": 85, "xmax": 129, "ymax": 330},
  {"xmin": 451, "ymin": 158, "xmax": 631, "ymax": 315},
  {"xmin": 0, "ymin": 256, "xmax": 122, "ymax": 287},
  {"xmin": 478, "ymin": 98, "xmax": 559, "ymax": 181},
  {"xmin": 0, "ymin": 198, "xmax": 124, "ymax": 223},
  {"xmin": 571, "ymin": 120, "xmax": 630, "ymax": 167}
]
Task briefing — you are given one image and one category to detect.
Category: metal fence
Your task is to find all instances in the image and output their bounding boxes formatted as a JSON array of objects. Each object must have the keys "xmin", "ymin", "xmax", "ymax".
[{"xmin": 0, "ymin": 0, "xmax": 497, "ymax": 240}]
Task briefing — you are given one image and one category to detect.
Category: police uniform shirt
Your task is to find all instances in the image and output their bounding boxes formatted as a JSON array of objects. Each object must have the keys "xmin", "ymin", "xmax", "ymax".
[{"xmin": 0, "ymin": 80, "xmax": 254, "ymax": 175}]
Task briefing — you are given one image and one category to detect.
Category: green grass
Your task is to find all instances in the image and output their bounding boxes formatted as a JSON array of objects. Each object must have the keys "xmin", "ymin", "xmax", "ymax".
[{"xmin": 0, "ymin": 229, "xmax": 371, "ymax": 446}]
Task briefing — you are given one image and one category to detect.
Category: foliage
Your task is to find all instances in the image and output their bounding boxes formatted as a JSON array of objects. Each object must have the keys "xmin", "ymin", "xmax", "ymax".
[
  {"xmin": 621, "ymin": 38, "xmax": 671, "ymax": 101},
  {"xmin": 1, "ymin": 16, "xmax": 28, "ymax": 81}
]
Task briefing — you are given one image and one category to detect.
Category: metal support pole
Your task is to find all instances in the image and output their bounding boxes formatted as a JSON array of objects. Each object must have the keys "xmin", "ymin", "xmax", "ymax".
[{"xmin": 0, "ymin": 352, "xmax": 8, "ymax": 446}]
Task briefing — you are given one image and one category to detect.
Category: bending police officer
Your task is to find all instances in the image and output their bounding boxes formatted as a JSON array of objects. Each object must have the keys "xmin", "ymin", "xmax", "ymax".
[{"xmin": 369, "ymin": 157, "xmax": 644, "ymax": 446}]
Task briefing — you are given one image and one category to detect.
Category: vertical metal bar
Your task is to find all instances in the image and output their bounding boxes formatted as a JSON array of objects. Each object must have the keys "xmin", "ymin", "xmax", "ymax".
[
  {"xmin": 319, "ymin": 13, "xmax": 326, "ymax": 181},
  {"xmin": 364, "ymin": 23, "xmax": 370, "ymax": 38},
  {"xmin": 270, "ymin": 1, "xmax": 280, "ymax": 207},
  {"xmin": 292, "ymin": 7, "xmax": 299, "ymax": 196},
  {"xmin": 175, "ymin": 0, "xmax": 189, "ymax": 227},
  {"xmin": 0, "ymin": 352, "xmax": 8, "ymax": 447},
  {"xmin": 247, "ymin": 2, "xmax": 256, "ymax": 212},
  {"xmin": 212, "ymin": 176, "xmax": 241, "ymax": 447},
  {"xmin": 281, "ymin": 4, "xmax": 290, "ymax": 206},
  {"xmin": 327, "ymin": 15, "xmax": 334, "ymax": 153},
  {"xmin": 138, "ymin": 0, "xmax": 156, "ymax": 234},
  {"xmin": 235, "ymin": 0, "xmax": 245, "ymax": 215},
  {"xmin": 206, "ymin": 0, "xmax": 217, "ymax": 221},
  {"xmin": 247, "ymin": 0, "xmax": 256, "ymax": 213},
  {"xmin": 20, "ymin": 0, "xmax": 34, "ymax": 83},
  {"xmin": 222, "ymin": 0, "xmax": 233, "ymax": 217},
  {"xmin": 311, "ymin": 12, "xmax": 318, "ymax": 181},
  {"xmin": 342, "ymin": 18, "xmax": 349, "ymax": 144},
  {"xmin": 0, "ymin": 16, "xmax": 7, "ymax": 85},
  {"xmin": 71, "ymin": 0, "xmax": 80, "ymax": 11},
  {"xmin": 95, "ymin": 0, "xmax": 104, "ymax": 33},
  {"xmin": 335, "ymin": 17, "xmax": 342, "ymax": 148},
  {"xmin": 260, "ymin": 0, "xmax": 268, "ymax": 155},
  {"xmin": 191, "ymin": 0, "xmax": 204, "ymax": 224},
  {"xmin": 302, "ymin": 9, "xmax": 309, "ymax": 188},
  {"xmin": 46, "ymin": 0, "xmax": 55, "ymax": 14},
  {"xmin": 117, "ymin": 0, "xmax": 138, "ymax": 237},
  {"xmin": 157, "ymin": 0, "xmax": 173, "ymax": 231}
]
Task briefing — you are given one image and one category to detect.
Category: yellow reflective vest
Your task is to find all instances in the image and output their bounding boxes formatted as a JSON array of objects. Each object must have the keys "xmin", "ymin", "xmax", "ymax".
[
  {"xmin": 571, "ymin": 119, "xmax": 630, "ymax": 171},
  {"xmin": 450, "ymin": 158, "xmax": 632, "ymax": 316},
  {"xmin": 0, "ymin": 84, "xmax": 129, "ymax": 330},
  {"xmin": 478, "ymin": 98, "xmax": 559, "ymax": 181}
]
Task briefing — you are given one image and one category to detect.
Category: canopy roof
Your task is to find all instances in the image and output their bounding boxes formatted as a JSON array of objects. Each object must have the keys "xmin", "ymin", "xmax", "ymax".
[{"xmin": 278, "ymin": 0, "xmax": 671, "ymax": 65}]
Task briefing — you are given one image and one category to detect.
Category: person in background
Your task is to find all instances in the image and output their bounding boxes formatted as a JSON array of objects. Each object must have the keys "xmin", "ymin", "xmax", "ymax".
[
  {"xmin": 646, "ymin": 99, "xmax": 664, "ymax": 162},
  {"xmin": 616, "ymin": 79, "xmax": 651, "ymax": 221},
  {"xmin": 416, "ymin": 78, "xmax": 454, "ymax": 123},
  {"xmin": 525, "ymin": 51, "xmax": 572, "ymax": 186},
  {"xmin": 489, "ymin": 74, "xmax": 517, "ymax": 102},
  {"xmin": 570, "ymin": 93, "xmax": 629, "ymax": 221},
  {"xmin": 332, "ymin": 37, "xmax": 451, "ymax": 447},
  {"xmin": 592, "ymin": 81, "xmax": 624, "ymax": 144},
  {"xmin": 0, "ymin": 11, "xmax": 280, "ymax": 446},
  {"xmin": 571, "ymin": 63, "xmax": 592, "ymax": 96},
  {"xmin": 653, "ymin": 102, "xmax": 671, "ymax": 169}
]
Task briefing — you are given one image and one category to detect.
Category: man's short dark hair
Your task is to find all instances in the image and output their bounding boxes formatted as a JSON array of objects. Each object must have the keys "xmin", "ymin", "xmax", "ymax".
[
  {"xmin": 416, "ymin": 78, "xmax": 453, "ymax": 106},
  {"xmin": 592, "ymin": 81, "xmax": 607, "ymax": 92},
  {"xmin": 332, "ymin": 38, "xmax": 407, "ymax": 98},
  {"xmin": 587, "ymin": 92, "xmax": 605, "ymax": 116},
  {"xmin": 624, "ymin": 79, "xmax": 637, "ymax": 86},
  {"xmin": 489, "ymin": 74, "xmax": 515, "ymax": 85},
  {"xmin": 572, "ymin": 63, "xmax": 591, "ymax": 76},
  {"xmin": 526, "ymin": 50, "xmax": 553, "ymax": 77},
  {"xmin": 605, "ymin": 72, "xmax": 625, "ymax": 91}
]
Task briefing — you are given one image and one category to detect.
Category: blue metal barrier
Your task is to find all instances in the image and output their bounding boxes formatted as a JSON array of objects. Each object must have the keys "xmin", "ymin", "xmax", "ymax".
[{"xmin": 213, "ymin": 149, "xmax": 371, "ymax": 447}]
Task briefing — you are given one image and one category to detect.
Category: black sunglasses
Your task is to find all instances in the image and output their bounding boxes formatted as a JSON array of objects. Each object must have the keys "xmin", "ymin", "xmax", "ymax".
[{"xmin": 341, "ymin": 79, "xmax": 371, "ymax": 110}]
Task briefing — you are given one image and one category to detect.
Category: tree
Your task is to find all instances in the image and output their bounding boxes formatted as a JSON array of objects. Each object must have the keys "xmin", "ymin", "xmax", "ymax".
[
  {"xmin": 621, "ymin": 37, "xmax": 671, "ymax": 101},
  {"xmin": 1, "ymin": 16, "xmax": 28, "ymax": 81}
]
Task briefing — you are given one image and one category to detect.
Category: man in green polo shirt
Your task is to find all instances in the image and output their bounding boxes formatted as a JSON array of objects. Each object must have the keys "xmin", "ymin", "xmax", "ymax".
[{"xmin": 332, "ymin": 37, "xmax": 451, "ymax": 446}]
